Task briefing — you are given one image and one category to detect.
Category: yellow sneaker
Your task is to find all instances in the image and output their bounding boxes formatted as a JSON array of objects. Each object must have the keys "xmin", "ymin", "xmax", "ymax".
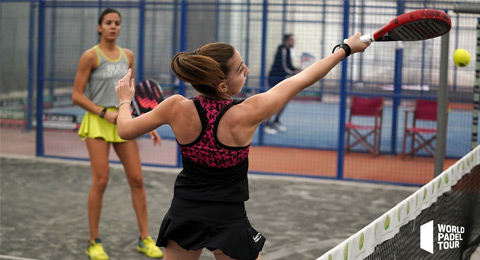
[
  {"xmin": 86, "ymin": 238, "xmax": 109, "ymax": 260},
  {"xmin": 137, "ymin": 236, "xmax": 163, "ymax": 258}
]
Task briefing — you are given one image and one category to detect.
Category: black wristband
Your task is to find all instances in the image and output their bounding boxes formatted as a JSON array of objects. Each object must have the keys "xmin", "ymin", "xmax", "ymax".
[
  {"xmin": 99, "ymin": 107, "xmax": 107, "ymax": 118},
  {"xmin": 332, "ymin": 43, "xmax": 351, "ymax": 58}
]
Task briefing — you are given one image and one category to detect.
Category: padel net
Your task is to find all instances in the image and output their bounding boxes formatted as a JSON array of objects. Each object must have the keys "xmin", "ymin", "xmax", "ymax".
[{"xmin": 317, "ymin": 145, "xmax": 480, "ymax": 260}]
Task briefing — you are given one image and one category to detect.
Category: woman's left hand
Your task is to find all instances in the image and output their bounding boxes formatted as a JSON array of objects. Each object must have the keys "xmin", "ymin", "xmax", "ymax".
[
  {"xmin": 115, "ymin": 68, "xmax": 135, "ymax": 103},
  {"xmin": 148, "ymin": 130, "xmax": 162, "ymax": 146}
]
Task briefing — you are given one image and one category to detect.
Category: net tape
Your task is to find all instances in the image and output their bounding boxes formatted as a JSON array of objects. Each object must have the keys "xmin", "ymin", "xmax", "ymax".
[{"xmin": 317, "ymin": 145, "xmax": 480, "ymax": 260}]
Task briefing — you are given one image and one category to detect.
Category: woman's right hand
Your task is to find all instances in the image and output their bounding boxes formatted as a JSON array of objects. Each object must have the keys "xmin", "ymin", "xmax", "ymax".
[{"xmin": 345, "ymin": 32, "xmax": 370, "ymax": 54}]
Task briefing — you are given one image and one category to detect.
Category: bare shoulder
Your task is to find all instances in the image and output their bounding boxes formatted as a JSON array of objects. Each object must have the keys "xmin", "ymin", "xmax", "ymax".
[
  {"xmin": 227, "ymin": 92, "xmax": 273, "ymax": 127},
  {"xmin": 155, "ymin": 94, "xmax": 196, "ymax": 125},
  {"xmin": 79, "ymin": 47, "xmax": 98, "ymax": 69},
  {"xmin": 167, "ymin": 94, "xmax": 188, "ymax": 103},
  {"xmin": 236, "ymin": 93, "xmax": 265, "ymax": 113},
  {"xmin": 122, "ymin": 48, "xmax": 134, "ymax": 59},
  {"xmin": 122, "ymin": 48, "xmax": 135, "ymax": 66},
  {"xmin": 225, "ymin": 98, "xmax": 253, "ymax": 121},
  {"xmin": 161, "ymin": 94, "xmax": 192, "ymax": 110}
]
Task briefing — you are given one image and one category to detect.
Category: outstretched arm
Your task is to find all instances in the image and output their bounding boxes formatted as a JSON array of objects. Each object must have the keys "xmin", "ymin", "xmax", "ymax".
[{"xmin": 240, "ymin": 32, "xmax": 369, "ymax": 127}]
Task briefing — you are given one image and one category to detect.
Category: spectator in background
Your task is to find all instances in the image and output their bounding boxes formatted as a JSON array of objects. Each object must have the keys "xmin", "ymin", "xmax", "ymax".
[{"xmin": 265, "ymin": 34, "xmax": 301, "ymax": 135}]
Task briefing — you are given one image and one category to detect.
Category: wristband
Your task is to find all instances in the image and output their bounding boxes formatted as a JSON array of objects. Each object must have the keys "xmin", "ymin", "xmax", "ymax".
[
  {"xmin": 99, "ymin": 107, "xmax": 107, "ymax": 118},
  {"xmin": 117, "ymin": 101, "xmax": 131, "ymax": 108},
  {"xmin": 332, "ymin": 43, "xmax": 351, "ymax": 58}
]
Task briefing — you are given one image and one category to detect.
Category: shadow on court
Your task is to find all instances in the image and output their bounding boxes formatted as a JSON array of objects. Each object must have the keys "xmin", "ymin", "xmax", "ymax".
[{"xmin": 0, "ymin": 155, "xmax": 419, "ymax": 260}]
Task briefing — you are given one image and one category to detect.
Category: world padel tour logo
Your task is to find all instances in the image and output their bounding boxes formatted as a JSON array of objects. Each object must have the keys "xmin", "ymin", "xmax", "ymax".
[{"xmin": 420, "ymin": 220, "xmax": 465, "ymax": 253}]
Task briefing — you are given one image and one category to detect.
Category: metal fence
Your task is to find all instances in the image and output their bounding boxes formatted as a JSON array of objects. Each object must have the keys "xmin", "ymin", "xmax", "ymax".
[{"xmin": 1, "ymin": 0, "xmax": 479, "ymax": 185}]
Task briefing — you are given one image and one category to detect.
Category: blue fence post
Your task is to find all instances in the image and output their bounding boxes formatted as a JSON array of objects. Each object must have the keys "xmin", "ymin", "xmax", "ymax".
[
  {"xmin": 282, "ymin": 0, "xmax": 286, "ymax": 34},
  {"xmin": 336, "ymin": 0, "xmax": 349, "ymax": 180},
  {"xmin": 390, "ymin": 0, "xmax": 405, "ymax": 155},
  {"xmin": 320, "ymin": 0, "xmax": 326, "ymax": 99},
  {"xmin": 391, "ymin": 49, "xmax": 403, "ymax": 155},
  {"xmin": 215, "ymin": 0, "xmax": 220, "ymax": 41},
  {"xmin": 171, "ymin": 0, "xmax": 179, "ymax": 85},
  {"xmin": 178, "ymin": 0, "xmax": 188, "ymax": 98},
  {"xmin": 26, "ymin": 1, "xmax": 36, "ymax": 132},
  {"xmin": 258, "ymin": 0, "xmax": 268, "ymax": 146},
  {"xmin": 244, "ymin": 0, "xmax": 251, "ymax": 87},
  {"xmin": 48, "ymin": 0, "xmax": 57, "ymax": 98},
  {"xmin": 36, "ymin": 0, "xmax": 46, "ymax": 156},
  {"xmin": 137, "ymin": 0, "xmax": 146, "ymax": 82}
]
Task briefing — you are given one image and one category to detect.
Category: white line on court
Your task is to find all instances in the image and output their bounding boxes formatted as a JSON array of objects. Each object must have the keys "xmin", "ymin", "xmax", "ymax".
[{"xmin": 0, "ymin": 255, "xmax": 39, "ymax": 260}]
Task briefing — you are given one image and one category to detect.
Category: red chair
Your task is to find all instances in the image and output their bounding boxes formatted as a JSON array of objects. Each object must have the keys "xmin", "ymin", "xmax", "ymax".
[
  {"xmin": 345, "ymin": 96, "xmax": 384, "ymax": 155},
  {"xmin": 401, "ymin": 99, "xmax": 446, "ymax": 158}
]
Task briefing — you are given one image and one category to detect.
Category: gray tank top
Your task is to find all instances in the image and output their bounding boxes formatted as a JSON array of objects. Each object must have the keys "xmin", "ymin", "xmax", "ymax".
[{"xmin": 87, "ymin": 45, "xmax": 130, "ymax": 107}]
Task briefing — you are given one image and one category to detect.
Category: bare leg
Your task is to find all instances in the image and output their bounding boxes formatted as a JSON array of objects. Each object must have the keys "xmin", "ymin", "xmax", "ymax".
[
  {"xmin": 113, "ymin": 140, "xmax": 149, "ymax": 239},
  {"xmin": 164, "ymin": 240, "xmax": 202, "ymax": 260},
  {"xmin": 85, "ymin": 138, "xmax": 111, "ymax": 242}
]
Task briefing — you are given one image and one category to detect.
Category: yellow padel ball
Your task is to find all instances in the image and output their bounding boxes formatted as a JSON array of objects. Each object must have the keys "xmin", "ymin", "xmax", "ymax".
[{"xmin": 453, "ymin": 48, "xmax": 470, "ymax": 67}]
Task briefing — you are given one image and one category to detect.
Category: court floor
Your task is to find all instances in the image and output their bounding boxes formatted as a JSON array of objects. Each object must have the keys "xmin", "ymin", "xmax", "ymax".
[
  {"xmin": 0, "ymin": 155, "xmax": 418, "ymax": 260},
  {"xmin": 0, "ymin": 128, "xmax": 478, "ymax": 260}
]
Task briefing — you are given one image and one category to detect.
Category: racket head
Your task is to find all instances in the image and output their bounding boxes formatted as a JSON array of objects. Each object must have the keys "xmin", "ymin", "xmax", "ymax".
[
  {"xmin": 131, "ymin": 78, "xmax": 165, "ymax": 117},
  {"xmin": 373, "ymin": 9, "xmax": 451, "ymax": 41}
]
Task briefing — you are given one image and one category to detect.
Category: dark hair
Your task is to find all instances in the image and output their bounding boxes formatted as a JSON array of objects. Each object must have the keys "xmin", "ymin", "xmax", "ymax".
[
  {"xmin": 98, "ymin": 8, "xmax": 121, "ymax": 35},
  {"xmin": 283, "ymin": 34, "xmax": 293, "ymax": 43},
  {"xmin": 171, "ymin": 43, "xmax": 235, "ymax": 99}
]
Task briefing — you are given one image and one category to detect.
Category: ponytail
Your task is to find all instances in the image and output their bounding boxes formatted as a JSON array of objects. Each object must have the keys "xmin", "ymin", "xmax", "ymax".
[{"xmin": 171, "ymin": 43, "xmax": 235, "ymax": 99}]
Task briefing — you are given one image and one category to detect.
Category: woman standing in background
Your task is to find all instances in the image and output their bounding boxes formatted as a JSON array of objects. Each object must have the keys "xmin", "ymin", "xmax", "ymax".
[{"xmin": 72, "ymin": 8, "xmax": 163, "ymax": 260}]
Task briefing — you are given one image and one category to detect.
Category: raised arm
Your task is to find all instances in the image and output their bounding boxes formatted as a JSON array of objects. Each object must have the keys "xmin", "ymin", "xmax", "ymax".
[
  {"xmin": 240, "ymin": 32, "xmax": 369, "ymax": 127},
  {"xmin": 115, "ymin": 69, "xmax": 185, "ymax": 140}
]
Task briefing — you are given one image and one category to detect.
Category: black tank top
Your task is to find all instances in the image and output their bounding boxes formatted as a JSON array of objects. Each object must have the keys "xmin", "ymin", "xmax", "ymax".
[{"xmin": 174, "ymin": 96, "xmax": 250, "ymax": 202}]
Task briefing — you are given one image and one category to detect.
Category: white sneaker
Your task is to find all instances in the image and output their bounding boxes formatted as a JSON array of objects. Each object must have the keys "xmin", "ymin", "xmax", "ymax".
[
  {"xmin": 264, "ymin": 126, "xmax": 278, "ymax": 135},
  {"xmin": 273, "ymin": 122, "xmax": 287, "ymax": 132}
]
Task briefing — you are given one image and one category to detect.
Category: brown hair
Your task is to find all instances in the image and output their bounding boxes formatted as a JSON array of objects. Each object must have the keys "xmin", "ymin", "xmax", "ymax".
[{"xmin": 171, "ymin": 43, "xmax": 235, "ymax": 99}]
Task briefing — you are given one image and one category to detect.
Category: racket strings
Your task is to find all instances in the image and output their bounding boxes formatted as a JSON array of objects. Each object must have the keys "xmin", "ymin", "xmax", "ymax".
[
  {"xmin": 394, "ymin": 20, "xmax": 449, "ymax": 40},
  {"xmin": 133, "ymin": 79, "xmax": 165, "ymax": 115},
  {"xmin": 143, "ymin": 79, "xmax": 164, "ymax": 102}
]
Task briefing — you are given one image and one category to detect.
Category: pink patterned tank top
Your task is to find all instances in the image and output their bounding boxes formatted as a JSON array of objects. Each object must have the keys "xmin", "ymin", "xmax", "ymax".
[{"xmin": 179, "ymin": 96, "xmax": 250, "ymax": 168}]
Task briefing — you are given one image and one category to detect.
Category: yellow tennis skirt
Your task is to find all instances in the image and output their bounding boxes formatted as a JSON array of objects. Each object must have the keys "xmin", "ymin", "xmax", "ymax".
[{"xmin": 78, "ymin": 107, "xmax": 126, "ymax": 143}]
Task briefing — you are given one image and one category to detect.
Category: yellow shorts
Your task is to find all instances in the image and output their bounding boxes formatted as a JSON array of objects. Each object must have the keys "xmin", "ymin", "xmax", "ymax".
[{"xmin": 78, "ymin": 107, "xmax": 126, "ymax": 143}]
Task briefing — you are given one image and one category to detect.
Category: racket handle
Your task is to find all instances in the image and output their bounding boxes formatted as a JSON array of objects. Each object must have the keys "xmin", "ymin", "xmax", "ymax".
[
  {"xmin": 343, "ymin": 33, "xmax": 374, "ymax": 44},
  {"xmin": 360, "ymin": 34, "xmax": 374, "ymax": 42}
]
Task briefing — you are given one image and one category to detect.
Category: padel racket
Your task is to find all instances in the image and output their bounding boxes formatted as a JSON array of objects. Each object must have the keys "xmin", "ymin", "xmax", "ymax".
[
  {"xmin": 349, "ymin": 9, "xmax": 451, "ymax": 43},
  {"xmin": 131, "ymin": 78, "xmax": 165, "ymax": 117}
]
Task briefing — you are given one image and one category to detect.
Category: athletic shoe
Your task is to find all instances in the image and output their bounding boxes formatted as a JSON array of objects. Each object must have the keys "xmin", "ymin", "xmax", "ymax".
[
  {"xmin": 264, "ymin": 125, "xmax": 278, "ymax": 135},
  {"xmin": 273, "ymin": 122, "xmax": 287, "ymax": 132},
  {"xmin": 137, "ymin": 236, "xmax": 163, "ymax": 258},
  {"xmin": 86, "ymin": 238, "xmax": 109, "ymax": 260}
]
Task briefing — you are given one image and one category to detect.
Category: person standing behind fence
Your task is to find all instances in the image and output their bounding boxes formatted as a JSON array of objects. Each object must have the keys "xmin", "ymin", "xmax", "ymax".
[
  {"xmin": 265, "ymin": 34, "xmax": 302, "ymax": 135},
  {"xmin": 114, "ymin": 32, "xmax": 369, "ymax": 260},
  {"xmin": 71, "ymin": 8, "xmax": 163, "ymax": 260}
]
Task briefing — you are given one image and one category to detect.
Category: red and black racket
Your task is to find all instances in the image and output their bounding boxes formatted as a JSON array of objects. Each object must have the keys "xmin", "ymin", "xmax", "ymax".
[
  {"xmin": 131, "ymin": 78, "xmax": 164, "ymax": 117},
  {"xmin": 352, "ymin": 9, "xmax": 451, "ymax": 43}
]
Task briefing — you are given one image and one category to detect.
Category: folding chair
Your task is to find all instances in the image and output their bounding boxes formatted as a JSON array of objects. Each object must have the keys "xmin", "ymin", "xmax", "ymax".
[
  {"xmin": 345, "ymin": 96, "xmax": 384, "ymax": 155},
  {"xmin": 401, "ymin": 99, "xmax": 445, "ymax": 158}
]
